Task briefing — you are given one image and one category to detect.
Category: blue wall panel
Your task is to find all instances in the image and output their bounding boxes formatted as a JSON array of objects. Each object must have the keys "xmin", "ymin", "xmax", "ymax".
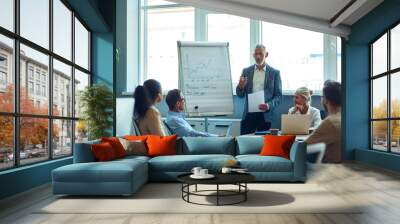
[
  {"xmin": 0, "ymin": 158, "xmax": 72, "ymax": 199},
  {"xmin": 344, "ymin": 44, "xmax": 369, "ymax": 159},
  {"xmin": 92, "ymin": 32, "xmax": 114, "ymax": 88},
  {"xmin": 66, "ymin": 0, "xmax": 110, "ymax": 32},
  {"xmin": 355, "ymin": 149, "xmax": 400, "ymax": 172},
  {"xmin": 345, "ymin": 0, "xmax": 400, "ymax": 170}
]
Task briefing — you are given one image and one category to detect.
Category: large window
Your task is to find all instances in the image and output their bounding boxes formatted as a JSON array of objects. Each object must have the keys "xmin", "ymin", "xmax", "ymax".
[
  {"xmin": 74, "ymin": 17, "xmax": 90, "ymax": 70},
  {"xmin": 142, "ymin": 0, "xmax": 341, "ymax": 92},
  {"xmin": 0, "ymin": 0, "xmax": 91, "ymax": 170},
  {"xmin": 20, "ymin": 0, "xmax": 49, "ymax": 49},
  {"xmin": 262, "ymin": 22, "xmax": 324, "ymax": 91},
  {"xmin": 53, "ymin": 0, "xmax": 72, "ymax": 60},
  {"xmin": 0, "ymin": 0, "xmax": 14, "ymax": 32},
  {"xmin": 208, "ymin": 13, "xmax": 250, "ymax": 89},
  {"xmin": 145, "ymin": 6, "xmax": 194, "ymax": 90},
  {"xmin": 370, "ymin": 23, "xmax": 400, "ymax": 153}
]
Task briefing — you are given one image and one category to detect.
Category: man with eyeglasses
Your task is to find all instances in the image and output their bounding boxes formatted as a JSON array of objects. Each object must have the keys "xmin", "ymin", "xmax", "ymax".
[{"xmin": 165, "ymin": 89, "xmax": 218, "ymax": 137}]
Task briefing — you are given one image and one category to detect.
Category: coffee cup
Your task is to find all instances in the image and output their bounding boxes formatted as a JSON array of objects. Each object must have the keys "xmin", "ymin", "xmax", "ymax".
[
  {"xmin": 199, "ymin": 169, "xmax": 208, "ymax": 176},
  {"xmin": 221, "ymin": 167, "xmax": 232, "ymax": 174},
  {"xmin": 191, "ymin": 167, "xmax": 202, "ymax": 176}
]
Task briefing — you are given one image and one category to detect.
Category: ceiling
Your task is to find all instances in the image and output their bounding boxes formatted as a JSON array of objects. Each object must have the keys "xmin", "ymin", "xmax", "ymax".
[
  {"xmin": 171, "ymin": 0, "xmax": 384, "ymax": 37},
  {"xmin": 225, "ymin": 0, "xmax": 352, "ymax": 23}
]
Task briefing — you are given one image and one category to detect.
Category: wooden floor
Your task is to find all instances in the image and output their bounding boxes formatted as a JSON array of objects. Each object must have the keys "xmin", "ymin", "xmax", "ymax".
[{"xmin": 1, "ymin": 162, "xmax": 400, "ymax": 224}]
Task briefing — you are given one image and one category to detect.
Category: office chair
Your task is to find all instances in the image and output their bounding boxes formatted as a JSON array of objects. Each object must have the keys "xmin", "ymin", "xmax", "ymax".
[
  {"xmin": 162, "ymin": 121, "xmax": 173, "ymax": 136},
  {"xmin": 130, "ymin": 119, "xmax": 142, "ymax": 136}
]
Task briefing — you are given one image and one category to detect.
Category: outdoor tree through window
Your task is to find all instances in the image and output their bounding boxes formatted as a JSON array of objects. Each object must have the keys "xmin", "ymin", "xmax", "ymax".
[
  {"xmin": 371, "ymin": 23, "xmax": 400, "ymax": 153},
  {"xmin": 0, "ymin": 0, "xmax": 91, "ymax": 170}
]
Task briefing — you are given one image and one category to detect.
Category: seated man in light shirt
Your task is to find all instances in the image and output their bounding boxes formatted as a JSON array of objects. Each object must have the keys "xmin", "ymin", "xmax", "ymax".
[{"xmin": 165, "ymin": 89, "xmax": 218, "ymax": 137}]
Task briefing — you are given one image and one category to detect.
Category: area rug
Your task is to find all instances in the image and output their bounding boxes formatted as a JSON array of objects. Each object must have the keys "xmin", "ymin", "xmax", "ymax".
[{"xmin": 37, "ymin": 183, "xmax": 362, "ymax": 214}]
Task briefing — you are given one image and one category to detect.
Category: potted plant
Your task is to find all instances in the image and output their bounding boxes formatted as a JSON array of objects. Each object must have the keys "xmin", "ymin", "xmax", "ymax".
[{"xmin": 79, "ymin": 84, "xmax": 114, "ymax": 140}]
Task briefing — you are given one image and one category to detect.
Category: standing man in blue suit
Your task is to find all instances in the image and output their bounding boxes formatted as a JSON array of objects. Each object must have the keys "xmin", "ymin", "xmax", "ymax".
[{"xmin": 236, "ymin": 44, "xmax": 282, "ymax": 135}]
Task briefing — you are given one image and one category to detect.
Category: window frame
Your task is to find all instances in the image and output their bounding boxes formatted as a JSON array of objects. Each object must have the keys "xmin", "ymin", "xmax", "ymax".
[
  {"xmin": 369, "ymin": 20, "xmax": 400, "ymax": 153},
  {"xmin": 142, "ymin": 3, "xmax": 195, "ymax": 93},
  {"xmin": 140, "ymin": 0, "xmax": 341, "ymax": 95},
  {"xmin": 0, "ymin": 0, "xmax": 92, "ymax": 171}
]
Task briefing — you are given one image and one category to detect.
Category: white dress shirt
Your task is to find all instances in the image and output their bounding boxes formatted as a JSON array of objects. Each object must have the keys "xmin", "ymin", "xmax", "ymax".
[
  {"xmin": 165, "ymin": 111, "xmax": 218, "ymax": 137},
  {"xmin": 252, "ymin": 64, "xmax": 266, "ymax": 93}
]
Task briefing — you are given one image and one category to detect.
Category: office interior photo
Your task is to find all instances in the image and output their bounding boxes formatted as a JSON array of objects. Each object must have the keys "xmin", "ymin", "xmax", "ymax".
[{"xmin": 0, "ymin": 0, "xmax": 400, "ymax": 223}]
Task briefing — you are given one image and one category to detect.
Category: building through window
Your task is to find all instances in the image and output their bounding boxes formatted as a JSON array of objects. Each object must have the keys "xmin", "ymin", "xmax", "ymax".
[{"xmin": 0, "ymin": 0, "xmax": 91, "ymax": 170}]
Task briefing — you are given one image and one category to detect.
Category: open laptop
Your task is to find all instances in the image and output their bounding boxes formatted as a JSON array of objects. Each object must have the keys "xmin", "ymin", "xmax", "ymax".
[{"xmin": 281, "ymin": 114, "xmax": 311, "ymax": 135}]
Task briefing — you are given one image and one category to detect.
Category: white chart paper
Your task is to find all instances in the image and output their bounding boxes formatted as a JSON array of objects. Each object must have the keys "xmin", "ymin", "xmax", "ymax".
[{"xmin": 248, "ymin": 91, "xmax": 264, "ymax": 113}]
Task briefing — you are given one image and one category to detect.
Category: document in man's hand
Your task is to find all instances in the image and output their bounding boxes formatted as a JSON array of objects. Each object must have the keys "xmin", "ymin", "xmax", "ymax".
[{"xmin": 248, "ymin": 91, "xmax": 264, "ymax": 113}]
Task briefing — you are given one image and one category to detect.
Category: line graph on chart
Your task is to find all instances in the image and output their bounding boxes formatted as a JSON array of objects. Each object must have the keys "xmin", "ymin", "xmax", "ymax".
[{"xmin": 178, "ymin": 42, "xmax": 234, "ymax": 116}]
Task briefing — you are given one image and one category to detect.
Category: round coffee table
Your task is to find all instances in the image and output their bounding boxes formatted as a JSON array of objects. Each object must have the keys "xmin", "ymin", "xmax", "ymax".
[{"xmin": 177, "ymin": 173, "xmax": 255, "ymax": 206}]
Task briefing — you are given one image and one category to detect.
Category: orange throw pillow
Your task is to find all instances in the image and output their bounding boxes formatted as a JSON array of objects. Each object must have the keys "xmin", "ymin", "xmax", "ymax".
[
  {"xmin": 91, "ymin": 142, "xmax": 117, "ymax": 162},
  {"xmin": 260, "ymin": 135, "xmax": 296, "ymax": 159},
  {"xmin": 101, "ymin": 137, "xmax": 127, "ymax": 158},
  {"xmin": 146, "ymin": 135, "xmax": 177, "ymax": 157},
  {"xmin": 124, "ymin": 135, "xmax": 148, "ymax": 142},
  {"xmin": 123, "ymin": 135, "xmax": 149, "ymax": 150}
]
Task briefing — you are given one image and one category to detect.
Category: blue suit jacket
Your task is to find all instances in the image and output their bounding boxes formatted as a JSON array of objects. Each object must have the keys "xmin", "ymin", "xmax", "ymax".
[{"xmin": 236, "ymin": 64, "xmax": 282, "ymax": 122}]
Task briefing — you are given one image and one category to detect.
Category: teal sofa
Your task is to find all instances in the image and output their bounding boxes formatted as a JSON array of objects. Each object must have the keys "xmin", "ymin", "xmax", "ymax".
[{"xmin": 52, "ymin": 136, "xmax": 306, "ymax": 196}]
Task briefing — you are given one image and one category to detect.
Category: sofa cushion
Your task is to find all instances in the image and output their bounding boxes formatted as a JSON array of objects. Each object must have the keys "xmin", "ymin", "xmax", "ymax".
[
  {"xmin": 101, "ymin": 137, "xmax": 127, "ymax": 158},
  {"xmin": 180, "ymin": 137, "xmax": 235, "ymax": 155},
  {"xmin": 236, "ymin": 136, "xmax": 263, "ymax": 155},
  {"xmin": 115, "ymin": 155, "xmax": 150, "ymax": 164},
  {"xmin": 91, "ymin": 142, "xmax": 118, "ymax": 161},
  {"xmin": 236, "ymin": 155, "xmax": 293, "ymax": 172},
  {"xmin": 74, "ymin": 140, "xmax": 100, "ymax": 163},
  {"xmin": 260, "ymin": 135, "xmax": 296, "ymax": 159},
  {"xmin": 118, "ymin": 138, "xmax": 147, "ymax": 156},
  {"xmin": 149, "ymin": 154, "xmax": 235, "ymax": 172},
  {"xmin": 147, "ymin": 135, "xmax": 177, "ymax": 157},
  {"xmin": 123, "ymin": 135, "xmax": 148, "ymax": 142},
  {"xmin": 53, "ymin": 158, "xmax": 148, "ymax": 183}
]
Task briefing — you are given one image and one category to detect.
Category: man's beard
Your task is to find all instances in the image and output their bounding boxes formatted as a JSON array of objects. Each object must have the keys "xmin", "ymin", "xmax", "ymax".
[{"xmin": 256, "ymin": 60, "xmax": 264, "ymax": 65}]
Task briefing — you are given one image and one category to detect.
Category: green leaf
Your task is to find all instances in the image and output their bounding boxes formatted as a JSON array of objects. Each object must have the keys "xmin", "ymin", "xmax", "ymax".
[{"xmin": 79, "ymin": 84, "xmax": 114, "ymax": 140}]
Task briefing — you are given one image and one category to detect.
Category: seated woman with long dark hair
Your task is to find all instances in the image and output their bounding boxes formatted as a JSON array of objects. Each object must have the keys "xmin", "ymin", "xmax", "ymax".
[{"xmin": 133, "ymin": 79, "xmax": 166, "ymax": 136}]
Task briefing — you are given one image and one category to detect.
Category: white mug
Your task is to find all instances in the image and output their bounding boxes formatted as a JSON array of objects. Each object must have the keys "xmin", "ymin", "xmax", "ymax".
[
  {"xmin": 191, "ymin": 167, "xmax": 202, "ymax": 176},
  {"xmin": 200, "ymin": 169, "xmax": 208, "ymax": 176},
  {"xmin": 221, "ymin": 167, "xmax": 232, "ymax": 174}
]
